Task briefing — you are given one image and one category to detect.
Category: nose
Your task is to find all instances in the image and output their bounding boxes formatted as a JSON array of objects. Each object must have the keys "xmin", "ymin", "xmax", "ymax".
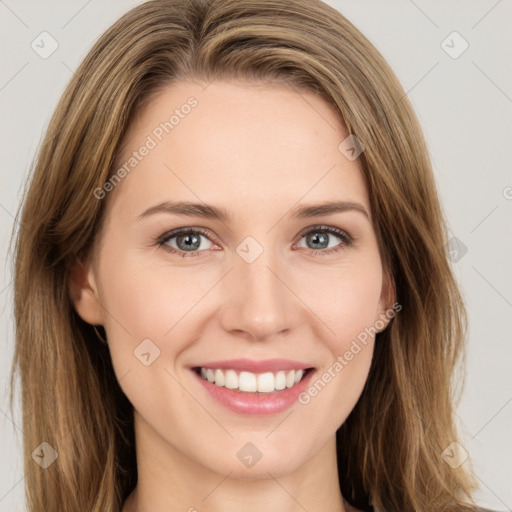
[{"xmin": 218, "ymin": 248, "xmax": 301, "ymax": 342}]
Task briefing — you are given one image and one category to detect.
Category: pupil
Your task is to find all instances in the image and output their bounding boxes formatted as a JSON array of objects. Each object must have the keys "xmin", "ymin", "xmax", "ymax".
[
  {"xmin": 308, "ymin": 232, "xmax": 328, "ymax": 249},
  {"xmin": 178, "ymin": 233, "xmax": 200, "ymax": 251}
]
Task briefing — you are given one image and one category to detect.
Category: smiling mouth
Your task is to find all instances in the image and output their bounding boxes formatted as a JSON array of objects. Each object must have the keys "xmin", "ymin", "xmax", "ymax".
[{"xmin": 193, "ymin": 367, "xmax": 315, "ymax": 393}]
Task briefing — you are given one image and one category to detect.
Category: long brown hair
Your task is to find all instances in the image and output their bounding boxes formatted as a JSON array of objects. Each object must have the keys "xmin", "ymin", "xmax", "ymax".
[{"xmin": 10, "ymin": 0, "xmax": 479, "ymax": 510}]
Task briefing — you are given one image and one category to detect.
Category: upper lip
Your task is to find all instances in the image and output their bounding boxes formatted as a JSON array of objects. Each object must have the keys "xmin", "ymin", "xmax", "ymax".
[{"xmin": 192, "ymin": 358, "xmax": 315, "ymax": 373}]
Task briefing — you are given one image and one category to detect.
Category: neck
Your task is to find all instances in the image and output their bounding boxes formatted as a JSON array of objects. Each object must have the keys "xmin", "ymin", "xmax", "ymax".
[{"xmin": 123, "ymin": 412, "xmax": 347, "ymax": 512}]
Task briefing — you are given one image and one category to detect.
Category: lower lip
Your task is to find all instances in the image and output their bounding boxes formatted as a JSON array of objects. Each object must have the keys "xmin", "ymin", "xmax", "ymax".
[{"xmin": 192, "ymin": 368, "xmax": 316, "ymax": 416}]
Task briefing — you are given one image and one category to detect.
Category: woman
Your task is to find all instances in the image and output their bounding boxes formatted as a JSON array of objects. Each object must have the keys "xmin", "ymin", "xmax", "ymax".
[{"xmin": 10, "ymin": 0, "xmax": 489, "ymax": 510}]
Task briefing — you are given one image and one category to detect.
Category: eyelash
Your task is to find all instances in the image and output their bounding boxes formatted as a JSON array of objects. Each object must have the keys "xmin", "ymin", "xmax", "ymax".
[{"xmin": 155, "ymin": 225, "xmax": 353, "ymax": 259}]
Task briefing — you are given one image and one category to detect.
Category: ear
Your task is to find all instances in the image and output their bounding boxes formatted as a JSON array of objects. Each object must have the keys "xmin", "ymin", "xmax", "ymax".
[
  {"xmin": 68, "ymin": 258, "xmax": 104, "ymax": 325},
  {"xmin": 375, "ymin": 269, "xmax": 397, "ymax": 332}
]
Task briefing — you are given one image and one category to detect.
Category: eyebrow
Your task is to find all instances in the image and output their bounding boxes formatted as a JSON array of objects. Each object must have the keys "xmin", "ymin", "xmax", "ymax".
[{"xmin": 137, "ymin": 200, "xmax": 370, "ymax": 222}]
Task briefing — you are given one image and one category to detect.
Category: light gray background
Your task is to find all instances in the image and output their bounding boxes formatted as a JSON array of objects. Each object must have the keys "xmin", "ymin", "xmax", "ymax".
[{"xmin": 1, "ymin": 1, "xmax": 511, "ymax": 510}]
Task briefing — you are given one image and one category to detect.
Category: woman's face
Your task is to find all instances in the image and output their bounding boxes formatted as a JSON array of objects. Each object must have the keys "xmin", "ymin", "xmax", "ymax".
[{"xmin": 73, "ymin": 80, "xmax": 393, "ymax": 479}]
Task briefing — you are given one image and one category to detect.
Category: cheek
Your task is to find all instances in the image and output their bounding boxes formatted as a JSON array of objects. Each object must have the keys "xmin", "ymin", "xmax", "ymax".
[
  {"xmin": 299, "ymin": 258, "xmax": 384, "ymax": 345},
  {"xmin": 96, "ymin": 253, "xmax": 210, "ymax": 420},
  {"xmin": 295, "ymin": 259, "xmax": 382, "ymax": 409},
  {"xmin": 97, "ymin": 240, "xmax": 213, "ymax": 336}
]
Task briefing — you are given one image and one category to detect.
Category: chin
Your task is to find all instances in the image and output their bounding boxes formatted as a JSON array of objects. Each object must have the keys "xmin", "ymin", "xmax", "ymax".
[{"xmin": 203, "ymin": 444, "xmax": 309, "ymax": 480}]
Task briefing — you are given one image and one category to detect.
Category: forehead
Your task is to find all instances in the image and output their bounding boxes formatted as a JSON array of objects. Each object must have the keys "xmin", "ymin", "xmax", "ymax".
[{"xmin": 109, "ymin": 80, "xmax": 370, "ymax": 219}]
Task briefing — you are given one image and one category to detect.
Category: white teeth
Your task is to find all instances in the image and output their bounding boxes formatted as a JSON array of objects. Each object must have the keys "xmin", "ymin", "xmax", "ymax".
[
  {"xmin": 239, "ymin": 371, "xmax": 257, "ymax": 392},
  {"xmin": 275, "ymin": 371, "xmax": 286, "ymax": 391},
  {"xmin": 214, "ymin": 369, "xmax": 225, "ymax": 387},
  {"xmin": 257, "ymin": 372, "xmax": 275, "ymax": 393},
  {"xmin": 197, "ymin": 367, "xmax": 308, "ymax": 392},
  {"xmin": 224, "ymin": 369, "xmax": 238, "ymax": 389}
]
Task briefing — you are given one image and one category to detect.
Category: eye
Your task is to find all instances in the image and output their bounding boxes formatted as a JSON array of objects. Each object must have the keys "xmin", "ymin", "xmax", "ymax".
[
  {"xmin": 156, "ymin": 227, "xmax": 215, "ymax": 258},
  {"xmin": 295, "ymin": 225, "xmax": 352, "ymax": 256},
  {"xmin": 155, "ymin": 225, "xmax": 353, "ymax": 258}
]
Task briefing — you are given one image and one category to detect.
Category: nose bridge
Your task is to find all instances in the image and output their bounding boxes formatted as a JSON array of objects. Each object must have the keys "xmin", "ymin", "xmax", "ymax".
[{"xmin": 219, "ymin": 237, "xmax": 296, "ymax": 339}]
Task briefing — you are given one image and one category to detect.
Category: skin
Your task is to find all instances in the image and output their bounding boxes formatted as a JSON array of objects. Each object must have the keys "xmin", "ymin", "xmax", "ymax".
[{"xmin": 70, "ymin": 80, "xmax": 394, "ymax": 512}]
